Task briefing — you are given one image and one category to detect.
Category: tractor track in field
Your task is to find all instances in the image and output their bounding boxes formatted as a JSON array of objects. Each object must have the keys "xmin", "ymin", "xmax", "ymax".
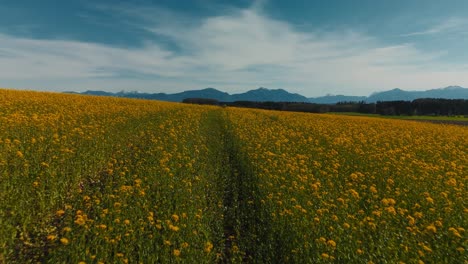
[{"xmin": 202, "ymin": 110, "xmax": 278, "ymax": 263}]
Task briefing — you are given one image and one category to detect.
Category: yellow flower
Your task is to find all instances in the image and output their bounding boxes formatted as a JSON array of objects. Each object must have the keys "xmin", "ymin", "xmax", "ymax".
[
  {"xmin": 414, "ymin": 212, "xmax": 423, "ymax": 219},
  {"xmin": 169, "ymin": 224, "xmax": 179, "ymax": 232},
  {"xmin": 349, "ymin": 189, "xmax": 359, "ymax": 199},
  {"xmin": 74, "ymin": 215, "xmax": 86, "ymax": 226},
  {"xmin": 381, "ymin": 198, "xmax": 396, "ymax": 206},
  {"xmin": 385, "ymin": 206, "xmax": 396, "ymax": 215},
  {"xmin": 422, "ymin": 245, "xmax": 432, "ymax": 253},
  {"xmin": 60, "ymin": 238, "xmax": 69, "ymax": 245},
  {"xmin": 123, "ymin": 219, "xmax": 130, "ymax": 225},
  {"xmin": 47, "ymin": 235, "xmax": 57, "ymax": 241},
  {"xmin": 372, "ymin": 210, "xmax": 382, "ymax": 217},
  {"xmin": 232, "ymin": 245, "xmax": 239, "ymax": 253},
  {"xmin": 448, "ymin": 227, "xmax": 462, "ymax": 238},
  {"xmin": 173, "ymin": 249, "xmax": 181, "ymax": 257},
  {"xmin": 425, "ymin": 225, "xmax": 436, "ymax": 233},
  {"xmin": 204, "ymin": 241, "xmax": 213, "ymax": 253},
  {"xmin": 171, "ymin": 214, "xmax": 179, "ymax": 222},
  {"xmin": 446, "ymin": 178, "xmax": 457, "ymax": 186},
  {"xmin": 327, "ymin": 240, "xmax": 336, "ymax": 248},
  {"xmin": 56, "ymin": 210, "xmax": 65, "ymax": 217}
]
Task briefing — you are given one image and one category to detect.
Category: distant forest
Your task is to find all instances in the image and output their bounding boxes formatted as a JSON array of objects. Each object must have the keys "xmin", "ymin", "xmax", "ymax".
[{"xmin": 182, "ymin": 98, "xmax": 468, "ymax": 116}]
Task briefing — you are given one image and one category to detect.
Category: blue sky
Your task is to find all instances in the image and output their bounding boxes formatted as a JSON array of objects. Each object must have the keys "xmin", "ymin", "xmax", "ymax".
[{"xmin": 1, "ymin": 0, "xmax": 468, "ymax": 96}]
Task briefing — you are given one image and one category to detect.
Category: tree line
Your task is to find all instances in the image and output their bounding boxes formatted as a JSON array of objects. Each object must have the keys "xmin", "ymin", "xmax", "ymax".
[{"xmin": 182, "ymin": 98, "xmax": 468, "ymax": 116}]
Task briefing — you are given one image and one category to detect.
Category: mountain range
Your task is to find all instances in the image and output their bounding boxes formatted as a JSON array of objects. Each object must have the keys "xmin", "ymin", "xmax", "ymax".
[{"xmin": 71, "ymin": 86, "xmax": 468, "ymax": 104}]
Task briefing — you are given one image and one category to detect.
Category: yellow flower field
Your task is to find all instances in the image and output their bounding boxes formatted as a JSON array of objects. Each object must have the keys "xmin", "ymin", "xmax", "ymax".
[
  {"xmin": 225, "ymin": 108, "xmax": 466, "ymax": 263},
  {"xmin": 0, "ymin": 89, "xmax": 466, "ymax": 263}
]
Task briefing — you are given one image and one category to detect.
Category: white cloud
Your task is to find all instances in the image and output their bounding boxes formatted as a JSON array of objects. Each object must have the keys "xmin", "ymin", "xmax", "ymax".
[
  {"xmin": 1, "ymin": 5, "xmax": 468, "ymax": 96},
  {"xmin": 402, "ymin": 17, "xmax": 468, "ymax": 36}
]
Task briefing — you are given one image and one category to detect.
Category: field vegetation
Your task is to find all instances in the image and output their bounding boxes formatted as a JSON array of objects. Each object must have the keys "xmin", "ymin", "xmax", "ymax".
[
  {"xmin": 330, "ymin": 112, "xmax": 468, "ymax": 121},
  {"xmin": 1, "ymin": 89, "xmax": 466, "ymax": 263}
]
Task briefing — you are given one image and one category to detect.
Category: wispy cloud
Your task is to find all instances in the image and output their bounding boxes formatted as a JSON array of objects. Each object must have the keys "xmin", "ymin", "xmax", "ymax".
[
  {"xmin": 1, "ymin": 4, "xmax": 467, "ymax": 96},
  {"xmin": 402, "ymin": 17, "xmax": 468, "ymax": 36}
]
